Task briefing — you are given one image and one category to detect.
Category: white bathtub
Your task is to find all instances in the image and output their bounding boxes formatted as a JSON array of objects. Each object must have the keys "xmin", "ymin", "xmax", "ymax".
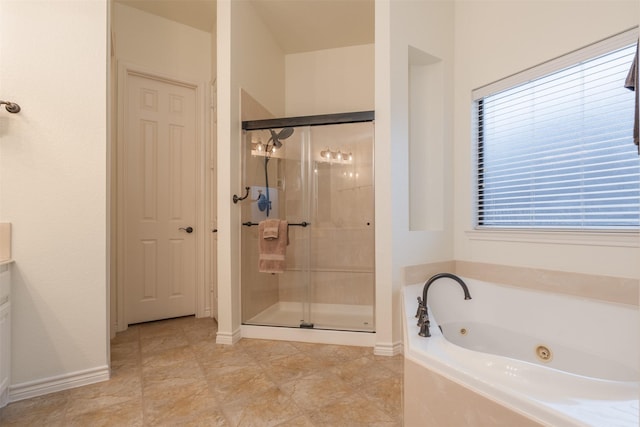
[{"xmin": 402, "ymin": 277, "xmax": 639, "ymax": 427}]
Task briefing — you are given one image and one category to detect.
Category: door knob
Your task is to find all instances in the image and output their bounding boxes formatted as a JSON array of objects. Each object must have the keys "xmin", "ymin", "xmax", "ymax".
[{"xmin": 179, "ymin": 226, "xmax": 194, "ymax": 233}]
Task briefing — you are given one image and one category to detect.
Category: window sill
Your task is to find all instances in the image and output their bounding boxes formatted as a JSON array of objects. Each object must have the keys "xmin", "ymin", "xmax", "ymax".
[{"xmin": 465, "ymin": 229, "xmax": 640, "ymax": 248}]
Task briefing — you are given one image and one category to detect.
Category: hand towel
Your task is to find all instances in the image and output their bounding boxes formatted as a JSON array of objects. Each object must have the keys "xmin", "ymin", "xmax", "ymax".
[
  {"xmin": 262, "ymin": 219, "xmax": 280, "ymax": 240},
  {"xmin": 258, "ymin": 220, "xmax": 288, "ymax": 273}
]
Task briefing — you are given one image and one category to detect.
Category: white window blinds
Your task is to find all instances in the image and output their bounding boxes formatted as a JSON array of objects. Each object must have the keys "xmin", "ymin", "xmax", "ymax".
[{"xmin": 474, "ymin": 30, "xmax": 640, "ymax": 230}]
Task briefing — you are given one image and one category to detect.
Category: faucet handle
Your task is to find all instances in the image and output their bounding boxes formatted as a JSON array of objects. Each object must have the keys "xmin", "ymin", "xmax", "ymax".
[
  {"xmin": 416, "ymin": 306, "xmax": 427, "ymax": 326},
  {"xmin": 418, "ymin": 313, "xmax": 431, "ymax": 337},
  {"xmin": 415, "ymin": 297, "xmax": 423, "ymax": 318}
]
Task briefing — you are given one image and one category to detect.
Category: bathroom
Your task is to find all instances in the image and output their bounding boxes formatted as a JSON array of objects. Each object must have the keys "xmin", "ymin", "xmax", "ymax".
[{"xmin": 0, "ymin": 0, "xmax": 638, "ymax": 425}]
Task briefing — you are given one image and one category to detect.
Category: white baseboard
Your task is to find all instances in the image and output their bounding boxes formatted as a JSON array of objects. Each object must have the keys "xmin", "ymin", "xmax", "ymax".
[
  {"xmin": 0, "ymin": 384, "xmax": 8, "ymax": 408},
  {"xmin": 215, "ymin": 327, "xmax": 241, "ymax": 345},
  {"xmin": 374, "ymin": 340, "xmax": 403, "ymax": 356},
  {"xmin": 9, "ymin": 365, "xmax": 110, "ymax": 403},
  {"xmin": 241, "ymin": 324, "xmax": 376, "ymax": 347}
]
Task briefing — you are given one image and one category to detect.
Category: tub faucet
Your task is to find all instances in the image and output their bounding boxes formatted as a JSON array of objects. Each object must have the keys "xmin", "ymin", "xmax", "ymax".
[{"xmin": 417, "ymin": 273, "xmax": 472, "ymax": 337}]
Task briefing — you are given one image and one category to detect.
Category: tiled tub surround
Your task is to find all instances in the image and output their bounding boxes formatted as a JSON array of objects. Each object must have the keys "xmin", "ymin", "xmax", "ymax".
[
  {"xmin": 402, "ymin": 279, "xmax": 639, "ymax": 426},
  {"xmin": 404, "ymin": 261, "xmax": 639, "ymax": 306}
]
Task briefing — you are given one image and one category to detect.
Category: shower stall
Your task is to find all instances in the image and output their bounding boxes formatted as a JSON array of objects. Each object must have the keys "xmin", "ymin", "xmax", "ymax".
[{"xmin": 239, "ymin": 111, "xmax": 375, "ymax": 334}]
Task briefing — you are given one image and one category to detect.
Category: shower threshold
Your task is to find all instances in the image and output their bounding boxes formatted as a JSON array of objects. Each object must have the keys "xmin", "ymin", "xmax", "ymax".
[{"xmin": 244, "ymin": 301, "xmax": 374, "ymax": 333}]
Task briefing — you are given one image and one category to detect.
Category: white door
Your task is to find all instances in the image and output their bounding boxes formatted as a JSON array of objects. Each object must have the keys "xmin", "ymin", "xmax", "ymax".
[{"xmin": 123, "ymin": 71, "xmax": 198, "ymax": 324}]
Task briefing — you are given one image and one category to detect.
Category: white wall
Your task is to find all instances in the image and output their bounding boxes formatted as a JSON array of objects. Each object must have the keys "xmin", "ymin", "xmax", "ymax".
[
  {"xmin": 285, "ymin": 44, "xmax": 374, "ymax": 116},
  {"xmin": 453, "ymin": 1, "xmax": 640, "ymax": 280},
  {"xmin": 232, "ymin": 1, "xmax": 286, "ymax": 118},
  {"xmin": 0, "ymin": 0, "xmax": 108, "ymax": 393},
  {"xmin": 216, "ymin": 0, "xmax": 285, "ymax": 343},
  {"xmin": 113, "ymin": 3, "xmax": 211, "ymax": 83},
  {"xmin": 375, "ymin": 0, "xmax": 455, "ymax": 354}
]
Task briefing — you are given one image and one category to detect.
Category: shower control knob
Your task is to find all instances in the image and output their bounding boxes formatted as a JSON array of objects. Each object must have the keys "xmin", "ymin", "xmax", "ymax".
[{"xmin": 179, "ymin": 226, "xmax": 194, "ymax": 233}]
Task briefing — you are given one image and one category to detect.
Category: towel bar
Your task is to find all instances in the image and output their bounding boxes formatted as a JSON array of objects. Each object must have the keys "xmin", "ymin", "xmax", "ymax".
[{"xmin": 242, "ymin": 221, "xmax": 310, "ymax": 227}]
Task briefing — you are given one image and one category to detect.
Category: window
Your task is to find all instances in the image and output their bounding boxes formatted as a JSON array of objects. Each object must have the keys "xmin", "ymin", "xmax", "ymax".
[{"xmin": 474, "ymin": 30, "xmax": 639, "ymax": 230}]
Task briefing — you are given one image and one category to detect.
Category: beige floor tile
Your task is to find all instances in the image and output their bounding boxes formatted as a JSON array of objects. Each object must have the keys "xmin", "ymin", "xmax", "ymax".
[
  {"xmin": 140, "ymin": 334, "xmax": 191, "ymax": 357},
  {"xmin": 237, "ymin": 338, "xmax": 301, "ymax": 362},
  {"xmin": 222, "ymin": 387, "xmax": 302, "ymax": 427},
  {"xmin": 138, "ymin": 319, "xmax": 184, "ymax": 338},
  {"xmin": 279, "ymin": 372, "xmax": 356, "ymax": 411},
  {"xmin": 144, "ymin": 382, "xmax": 220, "ymax": 426},
  {"xmin": 331, "ymin": 355, "xmax": 398, "ymax": 388},
  {"xmin": 360, "ymin": 375, "xmax": 404, "ymax": 422},
  {"xmin": 258, "ymin": 352, "xmax": 318, "ymax": 384},
  {"xmin": 65, "ymin": 373, "xmax": 142, "ymax": 418},
  {"xmin": 307, "ymin": 393, "xmax": 400, "ymax": 427},
  {"xmin": 2, "ymin": 316, "xmax": 403, "ymax": 427},
  {"xmin": 185, "ymin": 324, "xmax": 218, "ymax": 343},
  {"xmin": 372, "ymin": 353, "xmax": 405, "ymax": 374},
  {"xmin": 110, "ymin": 355, "xmax": 141, "ymax": 377},
  {"xmin": 207, "ymin": 364, "xmax": 278, "ymax": 404},
  {"xmin": 64, "ymin": 397, "xmax": 144, "ymax": 427},
  {"xmin": 293, "ymin": 342, "xmax": 372, "ymax": 362},
  {"xmin": 111, "ymin": 324, "xmax": 141, "ymax": 345},
  {"xmin": 275, "ymin": 414, "xmax": 316, "ymax": 427},
  {"xmin": 0, "ymin": 391, "xmax": 70, "ymax": 426},
  {"xmin": 196, "ymin": 343, "xmax": 258, "ymax": 372},
  {"xmin": 111, "ymin": 340, "xmax": 141, "ymax": 362},
  {"xmin": 178, "ymin": 409, "xmax": 230, "ymax": 427},
  {"xmin": 143, "ymin": 358, "xmax": 207, "ymax": 394}
]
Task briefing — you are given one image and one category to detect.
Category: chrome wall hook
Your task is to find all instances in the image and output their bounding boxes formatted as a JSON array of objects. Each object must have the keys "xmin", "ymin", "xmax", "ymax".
[{"xmin": 0, "ymin": 100, "xmax": 20, "ymax": 114}]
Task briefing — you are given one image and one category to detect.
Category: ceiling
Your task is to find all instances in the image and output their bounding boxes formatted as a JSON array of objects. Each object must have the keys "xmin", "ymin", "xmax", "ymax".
[{"xmin": 114, "ymin": 0, "xmax": 374, "ymax": 54}]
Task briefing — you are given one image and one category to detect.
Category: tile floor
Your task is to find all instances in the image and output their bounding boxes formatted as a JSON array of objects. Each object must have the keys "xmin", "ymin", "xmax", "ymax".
[{"xmin": 0, "ymin": 316, "xmax": 403, "ymax": 426}]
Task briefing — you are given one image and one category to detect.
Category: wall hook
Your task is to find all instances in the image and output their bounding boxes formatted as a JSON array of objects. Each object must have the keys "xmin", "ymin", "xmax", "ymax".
[
  {"xmin": 233, "ymin": 186, "xmax": 250, "ymax": 204},
  {"xmin": 0, "ymin": 100, "xmax": 20, "ymax": 114}
]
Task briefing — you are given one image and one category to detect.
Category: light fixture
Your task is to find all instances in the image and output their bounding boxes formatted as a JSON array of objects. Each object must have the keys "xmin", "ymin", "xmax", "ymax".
[{"xmin": 319, "ymin": 148, "xmax": 353, "ymax": 163}]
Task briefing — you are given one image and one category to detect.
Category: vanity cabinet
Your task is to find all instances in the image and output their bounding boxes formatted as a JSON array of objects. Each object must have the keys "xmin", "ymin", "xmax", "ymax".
[{"xmin": 0, "ymin": 263, "xmax": 10, "ymax": 407}]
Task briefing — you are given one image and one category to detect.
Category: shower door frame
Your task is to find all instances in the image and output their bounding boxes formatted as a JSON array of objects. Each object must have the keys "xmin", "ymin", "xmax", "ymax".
[{"xmin": 240, "ymin": 110, "xmax": 375, "ymax": 332}]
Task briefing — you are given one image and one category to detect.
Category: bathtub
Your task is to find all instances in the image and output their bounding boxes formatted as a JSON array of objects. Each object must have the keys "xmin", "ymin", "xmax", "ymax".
[{"xmin": 402, "ymin": 276, "xmax": 639, "ymax": 427}]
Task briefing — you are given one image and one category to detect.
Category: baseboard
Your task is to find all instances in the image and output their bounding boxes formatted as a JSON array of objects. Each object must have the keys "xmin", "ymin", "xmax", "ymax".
[
  {"xmin": 241, "ymin": 324, "xmax": 376, "ymax": 347},
  {"xmin": 9, "ymin": 365, "xmax": 110, "ymax": 403},
  {"xmin": 374, "ymin": 340, "xmax": 403, "ymax": 356},
  {"xmin": 215, "ymin": 327, "xmax": 241, "ymax": 345},
  {"xmin": 0, "ymin": 384, "xmax": 8, "ymax": 408}
]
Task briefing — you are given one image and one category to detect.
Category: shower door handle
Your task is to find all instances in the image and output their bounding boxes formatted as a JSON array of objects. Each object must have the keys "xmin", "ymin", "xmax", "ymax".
[{"xmin": 179, "ymin": 226, "xmax": 194, "ymax": 233}]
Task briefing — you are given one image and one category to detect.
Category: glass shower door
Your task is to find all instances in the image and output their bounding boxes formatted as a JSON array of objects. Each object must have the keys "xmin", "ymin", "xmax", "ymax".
[
  {"xmin": 306, "ymin": 122, "xmax": 375, "ymax": 332},
  {"xmin": 240, "ymin": 125, "xmax": 310, "ymax": 328},
  {"xmin": 240, "ymin": 115, "xmax": 375, "ymax": 332}
]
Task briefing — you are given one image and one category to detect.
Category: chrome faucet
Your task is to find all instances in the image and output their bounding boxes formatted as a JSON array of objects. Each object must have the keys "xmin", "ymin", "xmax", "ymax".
[{"xmin": 416, "ymin": 273, "xmax": 472, "ymax": 337}]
